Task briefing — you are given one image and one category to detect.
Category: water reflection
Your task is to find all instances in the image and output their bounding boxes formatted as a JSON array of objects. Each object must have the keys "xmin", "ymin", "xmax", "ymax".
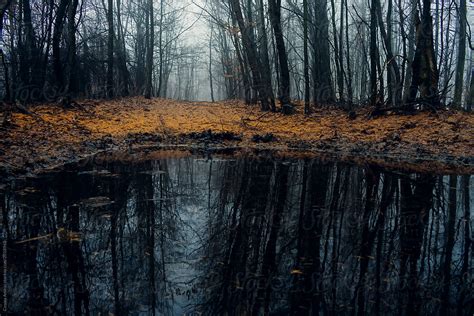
[{"xmin": 0, "ymin": 156, "xmax": 472, "ymax": 315}]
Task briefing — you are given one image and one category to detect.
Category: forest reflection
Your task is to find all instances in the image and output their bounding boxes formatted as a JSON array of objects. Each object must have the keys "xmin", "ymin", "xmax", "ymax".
[{"xmin": 1, "ymin": 156, "xmax": 472, "ymax": 315}]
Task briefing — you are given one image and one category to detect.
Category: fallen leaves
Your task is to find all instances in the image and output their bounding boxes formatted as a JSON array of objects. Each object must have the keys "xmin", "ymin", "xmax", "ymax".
[{"xmin": 0, "ymin": 96, "xmax": 472, "ymax": 175}]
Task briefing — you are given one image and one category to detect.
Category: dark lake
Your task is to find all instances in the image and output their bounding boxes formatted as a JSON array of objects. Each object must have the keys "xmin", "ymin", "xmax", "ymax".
[{"xmin": 0, "ymin": 154, "xmax": 472, "ymax": 315}]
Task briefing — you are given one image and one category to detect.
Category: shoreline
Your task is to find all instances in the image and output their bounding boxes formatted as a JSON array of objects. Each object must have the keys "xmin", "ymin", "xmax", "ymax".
[{"xmin": 0, "ymin": 97, "xmax": 473, "ymax": 176}]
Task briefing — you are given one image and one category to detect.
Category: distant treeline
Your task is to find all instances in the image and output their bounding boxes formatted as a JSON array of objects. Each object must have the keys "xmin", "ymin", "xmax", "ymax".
[{"xmin": 0, "ymin": 0, "xmax": 472, "ymax": 111}]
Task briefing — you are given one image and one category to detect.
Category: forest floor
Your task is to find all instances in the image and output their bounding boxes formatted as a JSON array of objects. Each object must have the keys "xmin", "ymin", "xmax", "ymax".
[{"xmin": 0, "ymin": 97, "xmax": 473, "ymax": 175}]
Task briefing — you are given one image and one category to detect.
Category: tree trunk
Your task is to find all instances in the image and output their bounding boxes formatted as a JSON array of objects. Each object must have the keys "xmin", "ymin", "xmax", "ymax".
[
  {"xmin": 466, "ymin": 62, "xmax": 473, "ymax": 111},
  {"xmin": 19, "ymin": 0, "xmax": 40, "ymax": 101},
  {"xmin": 157, "ymin": 0, "xmax": 164, "ymax": 97},
  {"xmin": 116, "ymin": 0, "xmax": 130, "ymax": 96},
  {"xmin": 257, "ymin": 0, "xmax": 276, "ymax": 111},
  {"xmin": 229, "ymin": 0, "xmax": 270, "ymax": 111},
  {"xmin": 330, "ymin": 0, "xmax": 344, "ymax": 101},
  {"xmin": 209, "ymin": 26, "xmax": 215, "ymax": 102},
  {"xmin": 144, "ymin": 0, "xmax": 154, "ymax": 99},
  {"xmin": 312, "ymin": 0, "xmax": 335, "ymax": 104},
  {"xmin": 53, "ymin": 0, "xmax": 69, "ymax": 92},
  {"xmin": 375, "ymin": 0, "xmax": 402, "ymax": 106},
  {"xmin": 303, "ymin": 0, "xmax": 310, "ymax": 114},
  {"xmin": 106, "ymin": 0, "xmax": 114, "ymax": 98},
  {"xmin": 66, "ymin": 0, "xmax": 79, "ymax": 98},
  {"xmin": 268, "ymin": 0, "xmax": 291, "ymax": 107},
  {"xmin": 402, "ymin": 0, "xmax": 417, "ymax": 102},
  {"xmin": 0, "ymin": 0, "xmax": 12, "ymax": 101},
  {"xmin": 370, "ymin": 0, "xmax": 378, "ymax": 107},
  {"xmin": 344, "ymin": 0, "xmax": 353, "ymax": 105},
  {"xmin": 453, "ymin": 0, "xmax": 466, "ymax": 108},
  {"xmin": 407, "ymin": 0, "xmax": 440, "ymax": 108}
]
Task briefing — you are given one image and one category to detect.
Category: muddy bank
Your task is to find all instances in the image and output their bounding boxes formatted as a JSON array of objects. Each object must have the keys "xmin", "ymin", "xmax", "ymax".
[{"xmin": 0, "ymin": 97, "xmax": 473, "ymax": 176}]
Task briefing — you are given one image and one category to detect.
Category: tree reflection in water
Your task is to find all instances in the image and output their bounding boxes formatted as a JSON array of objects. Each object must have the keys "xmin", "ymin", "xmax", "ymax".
[{"xmin": 0, "ymin": 156, "xmax": 472, "ymax": 315}]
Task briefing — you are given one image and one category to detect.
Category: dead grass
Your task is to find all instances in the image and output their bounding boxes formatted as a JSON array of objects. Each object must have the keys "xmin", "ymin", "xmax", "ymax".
[{"xmin": 1, "ymin": 97, "xmax": 473, "ymax": 174}]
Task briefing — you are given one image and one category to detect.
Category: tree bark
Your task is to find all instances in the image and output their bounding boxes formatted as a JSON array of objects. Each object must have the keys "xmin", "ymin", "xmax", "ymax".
[
  {"xmin": 466, "ymin": 63, "xmax": 473, "ymax": 111},
  {"xmin": 209, "ymin": 27, "xmax": 215, "ymax": 102},
  {"xmin": 116, "ymin": 0, "xmax": 130, "ymax": 96},
  {"xmin": 402, "ymin": 0, "xmax": 417, "ymax": 102},
  {"xmin": 453, "ymin": 0, "xmax": 466, "ymax": 108},
  {"xmin": 229, "ymin": 0, "xmax": 271, "ymax": 111},
  {"xmin": 107, "ymin": 0, "xmax": 114, "ymax": 97},
  {"xmin": 53, "ymin": 0, "xmax": 69, "ymax": 91},
  {"xmin": 370, "ymin": 0, "xmax": 378, "ymax": 107},
  {"xmin": 312, "ymin": 0, "xmax": 335, "ymax": 104},
  {"xmin": 268, "ymin": 0, "xmax": 291, "ymax": 107},
  {"xmin": 157, "ymin": 0, "xmax": 164, "ymax": 97},
  {"xmin": 303, "ymin": 0, "xmax": 310, "ymax": 113},
  {"xmin": 66, "ymin": 0, "xmax": 79, "ymax": 98},
  {"xmin": 330, "ymin": 0, "xmax": 344, "ymax": 101},
  {"xmin": 144, "ymin": 0, "xmax": 154, "ymax": 99},
  {"xmin": 375, "ymin": 0, "xmax": 402, "ymax": 106},
  {"xmin": 407, "ymin": 0, "xmax": 440, "ymax": 108},
  {"xmin": 257, "ymin": 0, "xmax": 276, "ymax": 111},
  {"xmin": 0, "ymin": 0, "xmax": 13, "ymax": 101}
]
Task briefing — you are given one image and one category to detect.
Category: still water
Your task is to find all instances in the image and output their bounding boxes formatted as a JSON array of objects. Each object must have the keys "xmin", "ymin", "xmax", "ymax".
[{"xmin": 0, "ymin": 154, "xmax": 472, "ymax": 315}]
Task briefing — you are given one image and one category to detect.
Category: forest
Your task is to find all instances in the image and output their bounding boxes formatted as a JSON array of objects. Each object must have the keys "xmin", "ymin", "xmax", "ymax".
[
  {"xmin": 0, "ymin": 0, "xmax": 471, "ymax": 111},
  {"xmin": 0, "ymin": 0, "xmax": 473, "ymax": 315}
]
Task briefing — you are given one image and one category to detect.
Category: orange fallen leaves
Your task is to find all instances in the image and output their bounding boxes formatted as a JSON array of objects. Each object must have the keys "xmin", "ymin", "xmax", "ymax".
[{"xmin": 0, "ymin": 97, "xmax": 473, "ymax": 173}]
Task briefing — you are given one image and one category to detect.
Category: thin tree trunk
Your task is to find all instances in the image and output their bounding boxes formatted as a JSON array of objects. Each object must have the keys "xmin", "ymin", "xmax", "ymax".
[
  {"xmin": 53, "ymin": 0, "xmax": 69, "ymax": 91},
  {"xmin": 370, "ymin": 0, "xmax": 378, "ymax": 107},
  {"xmin": 157, "ymin": 0, "xmax": 164, "ymax": 97},
  {"xmin": 330, "ymin": 0, "xmax": 344, "ymax": 101},
  {"xmin": 107, "ymin": 0, "xmax": 114, "ymax": 97},
  {"xmin": 440, "ymin": 175, "xmax": 457, "ymax": 315},
  {"xmin": 402, "ymin": 0, "xmax": 417, "ymax": 102},
  {"xmin": 344, "ymin": 0, "xmax": 353, "ymax": 105},
  {"xmin": 67, "ymin": 0, "xmax": 79, "ymax": 97},
  {"xmin": 457, "ymin": 175, "xmax": 471, "ymax": 315},
  {"xmin": 375, "ymin": 0, "xmax": 402, "ymax": 106},
  {"xmin": 466, "ymin": 60, "xmax": 473, "ymax": 111},
  {"xmin": 209, "ymin": 26, "xmax": 215, "ymax": 102},
  {"xmin": 303, "ymin": 0, "xmax": 310, "ymax": 114},
  {"xmin": 144, "ymin": 0, "xmax": 154, "ymax": 99},
  {"xmin": 116, "ymin": 0, "xmax": 130, "ymax": 96},
  {"xmin": 453, "ymin": 0, "xmax": 466, "ymax": 107}
]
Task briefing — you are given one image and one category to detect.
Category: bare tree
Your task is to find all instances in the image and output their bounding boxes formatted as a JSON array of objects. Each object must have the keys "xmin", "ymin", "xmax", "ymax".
[
  {"xmin": 303, "ymin": 0, "xmax": 309, "ymax": 114},
  {"xmin": 107, "ymin": 0, "xmax": 114, "ymax": 98},
  {"xmin": 144, "ymin": 0, "xmax": 154, "ymax": 99},
  {"xmin": 268, "ymin": 0, "xmax": 292, "ymax": 110},
  {"xmin": 229, "ymin": 0, "xmax": 271, "ymax": 111},
  {"xmin": 407, "ymin": 0, "xmax": 440, "ymax": 108},
  {"xmin": 453, "ymin": 0, "xmax": 467, "ymax": 108}
]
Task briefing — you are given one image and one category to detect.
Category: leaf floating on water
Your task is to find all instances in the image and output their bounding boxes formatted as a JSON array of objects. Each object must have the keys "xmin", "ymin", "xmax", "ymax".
[
  {"xmin": 15, "ymin": 228, "xmax": 81, "ymax": 244},
  {"xmin": 79, "ymin": 170, "xmax": 120, "ymax": 178},
  {"xmin": 78, "ymin": 170, "xmax": 112, "ymax": 176},
  {"xmin": 81, "ymin": 196, "xmax": 114, "ymax": 208},
  {"xmin": 15, "ymin": 234, "xmax": 52, "ymax": 244},
  {"xmin": 139, "ymin": 170, "xmax": 153, "ymax": 175},
  {"xmin": 139, "ymin": 170, "xmax": 167, "ymax": 175},
  {"xmin": 16, "ymin": 187, "xmax": 40, "ymax": 196}
]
